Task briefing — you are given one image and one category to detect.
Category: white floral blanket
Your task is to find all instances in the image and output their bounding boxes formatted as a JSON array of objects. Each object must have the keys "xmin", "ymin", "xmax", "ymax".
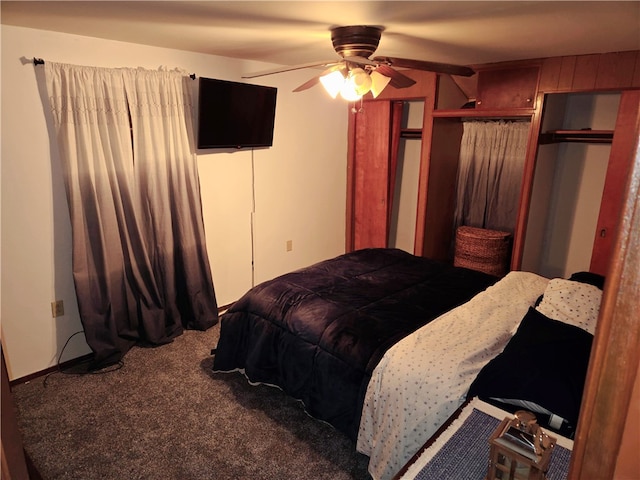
[{"xmin": 356, "ymin": 271, "xmax": 550, "ymax": 480}]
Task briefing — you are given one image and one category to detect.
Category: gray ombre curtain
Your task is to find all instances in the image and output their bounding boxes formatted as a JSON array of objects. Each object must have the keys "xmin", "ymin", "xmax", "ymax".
[
  {"xmin": 453, "ymin": 120, "xmax": 530, "ymax": 233},
  {"xmin": 44, "ymin": 63, "xmax": 218, "ymax": 369}
]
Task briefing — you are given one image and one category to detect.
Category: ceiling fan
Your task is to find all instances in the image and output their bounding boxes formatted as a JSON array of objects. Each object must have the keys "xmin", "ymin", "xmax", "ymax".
[{"xmin": 242, "ymin": 25, "xmax": 475, "ymax": 100}]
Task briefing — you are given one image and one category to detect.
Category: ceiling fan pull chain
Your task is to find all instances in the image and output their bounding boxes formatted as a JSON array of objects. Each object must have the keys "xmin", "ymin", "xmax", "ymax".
[{"xmin": 352, "ymin": 97, "xmax": 364, "ymax": 114}]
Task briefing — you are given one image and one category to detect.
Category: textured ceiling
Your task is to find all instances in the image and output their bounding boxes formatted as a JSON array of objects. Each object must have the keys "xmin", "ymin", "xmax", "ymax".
[{"xmin": 2, "ymin": 1, "xmax": 639, "ymax": 69}]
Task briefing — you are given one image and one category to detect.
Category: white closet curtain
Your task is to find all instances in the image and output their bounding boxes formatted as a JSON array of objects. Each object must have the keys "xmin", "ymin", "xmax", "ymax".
[
  {"xmin": 453, "ymin": 120, "xmax": 530, "ymax": 233},
  {"xmin": 45, "ymin": 63, "xmax": 218, "ymax": 369}
]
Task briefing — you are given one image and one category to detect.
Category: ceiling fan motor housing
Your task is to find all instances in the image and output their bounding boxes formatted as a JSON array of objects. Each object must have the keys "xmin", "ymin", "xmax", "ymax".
[{"xmin": 331, "ymin": 25, "xmax": 383, "ymax": 58}]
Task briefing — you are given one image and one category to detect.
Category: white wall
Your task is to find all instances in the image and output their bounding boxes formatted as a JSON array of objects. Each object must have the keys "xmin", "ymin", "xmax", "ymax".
[{"xmin": 0, "ymin": 25, "xmax": 348, "ymax": 380}]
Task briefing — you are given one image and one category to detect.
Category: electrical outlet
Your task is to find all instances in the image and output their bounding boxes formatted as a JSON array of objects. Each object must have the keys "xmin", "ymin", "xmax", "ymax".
[
  {"xmin": 51, "ymin": 300, "xmax": 64, "ymax": 318},
  {"xmin": 286, "ymin": 240, "xmax": 293, "ymax": 252}
]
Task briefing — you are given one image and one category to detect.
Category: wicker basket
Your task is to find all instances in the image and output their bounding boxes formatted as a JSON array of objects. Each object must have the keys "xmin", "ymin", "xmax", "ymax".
[{"xmin": 453, "ymin": 226, "xmax": 512, "ymax": 277}]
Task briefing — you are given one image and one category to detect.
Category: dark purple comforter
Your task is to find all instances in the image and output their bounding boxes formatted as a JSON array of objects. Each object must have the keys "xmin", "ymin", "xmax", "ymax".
[{"xmin": 212, "ymin": 248, "xmax": 497, "ymax": 440}]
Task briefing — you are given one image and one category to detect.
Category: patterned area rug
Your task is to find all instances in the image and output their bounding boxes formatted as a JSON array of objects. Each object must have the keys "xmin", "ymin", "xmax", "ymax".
[{"xmin": 404, "ymin": 402, "xmax": 572, "ymax": 480}]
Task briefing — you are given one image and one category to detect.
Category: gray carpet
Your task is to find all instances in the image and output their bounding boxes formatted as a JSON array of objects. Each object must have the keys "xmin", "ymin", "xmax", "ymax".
[{"xmin": 12, "ymin": 324, "xmax": 372, "ymax": 480}]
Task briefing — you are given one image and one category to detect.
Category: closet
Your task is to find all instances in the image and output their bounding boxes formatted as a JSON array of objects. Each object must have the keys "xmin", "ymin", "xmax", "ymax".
[
  {"xmin": 347, "ymin": 67, "xmax": 537, "ymax": 263},
  {"xmin": 346, "ymin": 70, "xmax": 437, "ymax": 252},
  {"xmin": 522, "ymin": 89, "xmax": 640, "ymax": 277},
  {"xmin": 346, "ymin": 51, "xmax": 640, "ymax": 277},
  {"xmin": 388, "ymin": 101, "xmax": 424, "ymax": 253},
  {"xmin": 522, "ymin": 93, "xmax": 615, "ymax": 277}
]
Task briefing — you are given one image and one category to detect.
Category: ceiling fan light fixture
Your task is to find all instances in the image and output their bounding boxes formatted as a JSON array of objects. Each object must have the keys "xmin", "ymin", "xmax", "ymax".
[
  {"xmin": 319, "ymin": 70, "xmax": 346, "ymax": 98},
  {"xmin": 339, "ymin": 79, "xmax": 363, "ymax": 101},
  {"xmin": 348, "ymin": 68, "xmax": 372, "ymax": 96},
  {"xmin": 318, "ymin": 63, "xmax": 392, "ymax": 101},
  {"xmin": 369, "ymin": 70, "xmax": 391, "ymax": 98}
]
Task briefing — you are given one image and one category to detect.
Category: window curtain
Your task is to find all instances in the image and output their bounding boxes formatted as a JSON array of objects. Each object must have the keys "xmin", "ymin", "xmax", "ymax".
[
  {"xmin": 44, "ymin": 62, "xmax": 218, "ymax": 369},
  {"xmin": 453, "ymin": 120, "xmax": 530, "ymax": 233}
]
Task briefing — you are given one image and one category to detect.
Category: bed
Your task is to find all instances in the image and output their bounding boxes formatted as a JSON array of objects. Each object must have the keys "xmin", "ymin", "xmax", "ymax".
[
  {"xmin": 211, "ymin": 248, "xmax": 601, "ymax": 480},
  {"xmin": 212, "ymin": 248, "xmax": 498, "ymax": 440}
]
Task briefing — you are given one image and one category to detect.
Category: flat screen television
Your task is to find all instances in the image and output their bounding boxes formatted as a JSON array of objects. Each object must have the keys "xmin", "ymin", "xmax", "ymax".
[{"xmin": 197, "ymin": 77, "xmax": 277, "ymax": 149}]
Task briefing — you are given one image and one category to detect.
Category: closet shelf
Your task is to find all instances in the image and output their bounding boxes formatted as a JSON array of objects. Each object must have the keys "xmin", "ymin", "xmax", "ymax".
[
  {"xmin": 432, "ymin": 108, "xmax": 535, "ymax": 119},
  {"xmin": 401, "ymin": 128, "xmax": 422, "ymax": 139},
  {"xmin": 539, "ymin": 129, "xmax": 614, "ymax": 144}
]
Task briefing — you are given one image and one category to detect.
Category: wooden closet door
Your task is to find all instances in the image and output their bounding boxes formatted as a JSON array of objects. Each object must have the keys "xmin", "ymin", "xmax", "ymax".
[
  {"xmin": 1, "ymin": 347, "xmax": 31, "ymax": 480},
  {"xmin": 350, "ymin": 101, "xmax": 393, "ymax": 250},
  {"xmin": 590, "ymin": 90, "xmax": 640, "ymax": 276}
]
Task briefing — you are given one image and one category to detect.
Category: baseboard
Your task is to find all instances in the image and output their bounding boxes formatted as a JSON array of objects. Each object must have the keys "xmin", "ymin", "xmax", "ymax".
[
  {"xmin": 10, "ymin": 303, "xmax": 232, "ymax": 387},
  {"xmin": 9, "ymin": 353, "xmax": 94, "ymax": 387}
]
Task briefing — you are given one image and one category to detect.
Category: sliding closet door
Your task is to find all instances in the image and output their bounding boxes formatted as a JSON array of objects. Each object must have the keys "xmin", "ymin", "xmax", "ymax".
[
  {"xmin": 590, "ymin": 90, "xmax": 640, "ymax": 275},
  {"xmin": 345, "ymin": 70, "xmax": 438, "ymax": 254},
  {"xmin": 349, "ymin": 101, "xmax": 393, "ymax": 250}
]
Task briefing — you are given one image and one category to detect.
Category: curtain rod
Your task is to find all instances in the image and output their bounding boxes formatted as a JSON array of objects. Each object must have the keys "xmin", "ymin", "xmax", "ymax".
[{"xmin": 32, "ymin": 57, "xmax": 197, "ymax": 79}]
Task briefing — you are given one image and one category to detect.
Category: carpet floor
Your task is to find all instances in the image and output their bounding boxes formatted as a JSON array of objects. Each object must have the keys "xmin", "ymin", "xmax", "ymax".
[{"xmin": 12, "ymin": 323, "xmax": 372, "ymax": 480}]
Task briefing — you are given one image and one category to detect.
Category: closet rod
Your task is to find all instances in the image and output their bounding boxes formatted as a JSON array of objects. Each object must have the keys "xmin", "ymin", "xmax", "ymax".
[{"xmin": 32, "ymin": 57, "xmax": 197, "ymax": 79}]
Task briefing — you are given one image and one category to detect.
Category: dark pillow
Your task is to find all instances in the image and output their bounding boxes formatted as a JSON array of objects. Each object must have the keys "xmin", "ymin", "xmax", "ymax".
[
  {"xmin": 467, "ymin": 307, "xmax": 593, "ymax": 429},
  {"xmin": 534, "ymin": 294, "xmax": 544, "ymax": 307},
  {"xmin": 569, "ymin": 271, "xmax": 605, "ymax": 290}
]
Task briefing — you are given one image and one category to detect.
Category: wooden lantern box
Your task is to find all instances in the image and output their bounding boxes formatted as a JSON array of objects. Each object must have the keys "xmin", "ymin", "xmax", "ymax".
[{"xmin": 486, "ymin": 418, "xmax": 556, "ymax": 480}]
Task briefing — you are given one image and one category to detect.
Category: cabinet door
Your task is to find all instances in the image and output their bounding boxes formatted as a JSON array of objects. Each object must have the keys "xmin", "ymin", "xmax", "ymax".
[
  {"xmin": 476, "ymin": 66, "xmax": 539, "ymax": 109},
  {"xmin": 590, "ymin": 90, "xmax": 640, "ymax": 276}
]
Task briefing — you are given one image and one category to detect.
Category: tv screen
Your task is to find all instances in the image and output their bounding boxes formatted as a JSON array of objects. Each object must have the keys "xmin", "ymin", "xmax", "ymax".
[{"xmin": 197, "ymin": 77, "xmax": 277, "ymax": 149}]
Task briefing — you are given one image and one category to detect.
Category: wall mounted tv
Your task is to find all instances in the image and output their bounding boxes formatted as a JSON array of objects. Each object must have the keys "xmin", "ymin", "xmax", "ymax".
[{"xmin": 197, "ymin": 77, "xmax": 277, "ymax": 149}]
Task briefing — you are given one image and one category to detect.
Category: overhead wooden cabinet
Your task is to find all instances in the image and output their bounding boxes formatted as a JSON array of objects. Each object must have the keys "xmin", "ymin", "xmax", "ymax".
[{"xmin": 476, "ymin": 65, "xmax": 539, "ymax": 109}]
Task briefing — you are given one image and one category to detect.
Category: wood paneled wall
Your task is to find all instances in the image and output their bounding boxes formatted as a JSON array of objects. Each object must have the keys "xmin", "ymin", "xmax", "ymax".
[
  {"xmin": 456, "ymin": 50, "xmax": 640, "ymax": 100},
  {"xmin": 539, "ymin": 50, "xmax": 640, "ymax": 92}
]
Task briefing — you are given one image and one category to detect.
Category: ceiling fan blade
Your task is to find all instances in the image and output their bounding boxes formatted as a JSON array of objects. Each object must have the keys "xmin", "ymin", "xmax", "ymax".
[
  {"xmin": 293, "ymin": 75, "xmax": 322, "ymax": 92},
  {"xmin": 242, "ymin": 60, "xmax": 339, "ymax": 79},
  {"xmin": 373, "ymin": 56, "xmax": 475, "ymax": 77},
  {"xmin": 374, "ymin": 64, "xmax": 417, "ymax": 89}
]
